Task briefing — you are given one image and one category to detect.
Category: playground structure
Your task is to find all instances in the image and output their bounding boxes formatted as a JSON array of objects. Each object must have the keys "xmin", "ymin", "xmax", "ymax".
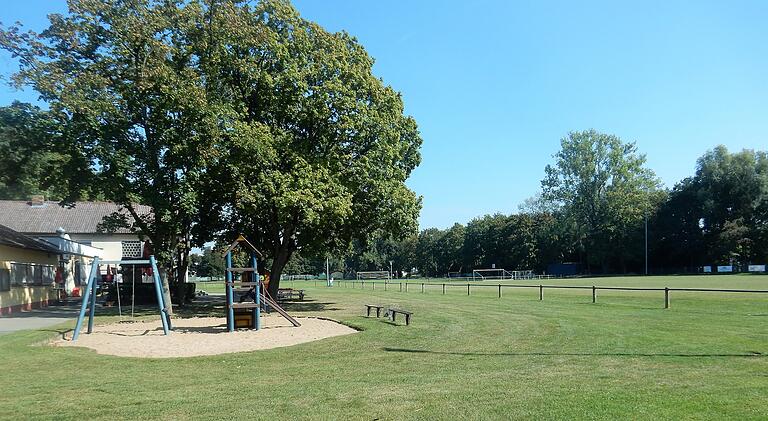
[
  {"xmin": 224, "ymin": 235, "xmax": 300, "ymax": 331},
  {"xmin": 472, "ymin": 268, "xmax": 534, "ymax": 281},
  {"xmin": 72, "ymin": 255, "xmax": 171, "ymax": 341}
]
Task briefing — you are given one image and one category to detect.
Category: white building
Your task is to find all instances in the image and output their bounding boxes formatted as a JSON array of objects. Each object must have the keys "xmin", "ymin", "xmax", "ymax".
[{"xmin": 0, "ymin": 199, "xmax": 150, "ymax": 293}]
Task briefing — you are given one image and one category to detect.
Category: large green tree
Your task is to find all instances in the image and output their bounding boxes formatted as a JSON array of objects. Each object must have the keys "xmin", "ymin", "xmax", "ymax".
[
  {"xmin": 2, "ymin": 0, "xmax": 422, "ymax": 299},
  {"xmin": 541, "ymin": 130, "xmax": 661, "ymax": 272},
  {"xmin": 414, "ymin": 228, "xmax": 442, "ymax": 277},
  {"xmin": 192, "ymin": 0, "xmax": 422, "ymax": 296},
  {"xmin": 0, "ymin": 102, "xmax": 66, "ymax": 200},
  {"xmin": 0, "ymin": 0, "xmax": 233, "ymax": 311},
  {"xmin": 650, "ymin": 177, "xmax": 706, "ymax": 271},
  {"xmin": 693, "ymin": 146, "xmax": 768, "ymax": 264},
  {"xmin": 651, "ymin": 146, "xmax": 768, "ymax": 270}
]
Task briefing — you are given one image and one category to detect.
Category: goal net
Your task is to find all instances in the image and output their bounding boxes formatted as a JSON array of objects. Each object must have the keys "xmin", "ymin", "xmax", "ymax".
[
  {"xmin": 356, "ymin": 271, "xmax": 391, "ymax": 280},
  {"xmin": 472, "ymin": 269, "xmax": 511, "ymax": 281},
  {"xmin": 510, "ymin": 270, "xmax": 534, "ymax": 280},
  {"xmin": 472, "ymin": 268, "xmax": 534, "ymax": 280}
]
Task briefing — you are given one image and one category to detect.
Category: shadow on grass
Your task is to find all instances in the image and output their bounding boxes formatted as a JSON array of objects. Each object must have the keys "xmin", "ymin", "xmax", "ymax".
[
  {"xmin": 40, "ymin": 328, "xmax": 73, "ymax": 340},
  {"xmin": 279, "ymin": 300, "xmax": 341, "ymax": 312},
  {"xmin": 382, "ymin": 347, "xmax": 765, "ymax": 358},
  {"xmin": 378, "ymin": 320, "xmax": 409, "ymax": 327}
]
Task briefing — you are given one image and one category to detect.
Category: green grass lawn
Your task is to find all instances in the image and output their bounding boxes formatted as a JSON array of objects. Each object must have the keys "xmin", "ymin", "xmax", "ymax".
[{"xmin": 1, "ymin": 275, "xmax": 767, "ymax": 420}]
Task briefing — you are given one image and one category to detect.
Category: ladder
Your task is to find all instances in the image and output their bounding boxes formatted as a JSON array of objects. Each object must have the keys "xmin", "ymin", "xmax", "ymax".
[{"xmin": 223, "ymin": 234, "xmax": 300, "ymax": 331}]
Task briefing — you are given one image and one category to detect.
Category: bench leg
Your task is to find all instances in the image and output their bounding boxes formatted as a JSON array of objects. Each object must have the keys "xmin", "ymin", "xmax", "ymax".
[
  {"xmin": 405, "ymin": 314, "xmax": 410, "ymax": 325},
  {"xmin": 366, "ymin": 307, "xmax": 370, "ymax": 317},
  {"xmin": 376, "ymin": 308, "xmax": 381, "ymax": 318},
  {"xmin": 392, "ymin": 312, "xmax": 396, "ymax": 322}
]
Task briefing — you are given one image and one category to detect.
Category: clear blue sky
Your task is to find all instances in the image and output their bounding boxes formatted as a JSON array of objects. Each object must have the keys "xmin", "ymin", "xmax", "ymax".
[{"xmin": 2, "ymin": 1, "xmax": 767, "ymax": 229}]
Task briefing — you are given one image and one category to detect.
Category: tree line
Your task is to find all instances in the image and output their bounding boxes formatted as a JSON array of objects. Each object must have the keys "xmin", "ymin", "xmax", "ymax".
[
  {"xmin": 292, "ymin": 132, "xmax": 767, "ymax": 278},
  {"xmin": 434, "ymin": 138, "xmax": 765, "ymax": 277}
]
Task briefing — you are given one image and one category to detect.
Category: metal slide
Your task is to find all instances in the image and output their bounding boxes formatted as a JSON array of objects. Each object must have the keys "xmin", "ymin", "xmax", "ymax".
[{"xmin": 260, "ymin": 292, "xmax": 301, "ymax": 327}]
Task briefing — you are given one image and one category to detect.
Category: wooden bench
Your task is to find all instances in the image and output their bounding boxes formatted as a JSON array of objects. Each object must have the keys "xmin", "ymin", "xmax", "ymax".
[
  {"xmin": 365, "ymin": 304, "xmax": 385, "ymax": 317},
  {"xmin": 277, "ymin": 288, "xmax": 305, "ymax": 301},
  {"xmin": 386, "ymin": 308, "xmax": 413, "ymax": 325}
]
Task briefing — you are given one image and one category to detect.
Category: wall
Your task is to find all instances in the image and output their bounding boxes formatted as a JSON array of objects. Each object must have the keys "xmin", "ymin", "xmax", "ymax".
[
  {"xmin": 0, "ymin": 244, "xmax": 58, "ymax": 270},
  {"xmin": 0, "ymin": 244, "xmax": 59, "ymax": 315},
  {"xmin": 68, "ymin": 233, "xmax": 140, "ymax": 261},
  {"xmin": 0, "ymin": 287, "xmax": 56, "ymax": 315}
]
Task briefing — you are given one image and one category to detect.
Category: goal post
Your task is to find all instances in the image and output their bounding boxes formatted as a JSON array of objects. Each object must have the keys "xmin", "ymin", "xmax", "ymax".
[
  {"xmin": 356, "ymin": 271, "xmax": 391, "ymax": 280},
  {"xmin": 472, "ymin": 268, "xmax": 535, "ymax": 281},
  {"xmin": 472, "ymin": 268, "xmax": 508, "ymax": 281}
]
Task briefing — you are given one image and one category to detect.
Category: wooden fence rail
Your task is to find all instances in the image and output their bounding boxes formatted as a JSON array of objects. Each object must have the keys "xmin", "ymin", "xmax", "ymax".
[{"xmin": 329, "ymin": 280, "xmax": 768, "ymax": 309}]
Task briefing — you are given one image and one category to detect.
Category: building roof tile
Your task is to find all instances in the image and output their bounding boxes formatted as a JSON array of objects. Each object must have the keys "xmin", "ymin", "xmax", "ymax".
[{"xmin": 0, "ymin": 200, "xmax": 150, "ymax": 235}]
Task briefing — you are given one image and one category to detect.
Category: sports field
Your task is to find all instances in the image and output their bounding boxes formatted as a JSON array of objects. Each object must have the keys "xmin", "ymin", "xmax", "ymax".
[{"xmin": 1, "ymin": 275, "xmax": 766, "ymax": 419}]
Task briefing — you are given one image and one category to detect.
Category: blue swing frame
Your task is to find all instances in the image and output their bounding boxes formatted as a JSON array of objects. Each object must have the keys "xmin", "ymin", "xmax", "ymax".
[{"xmin": 71, "ymin": 255, "xmax": 172, "ymax": 341}]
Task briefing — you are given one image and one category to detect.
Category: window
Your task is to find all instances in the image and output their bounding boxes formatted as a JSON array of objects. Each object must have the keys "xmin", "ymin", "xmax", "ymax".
[
  {"xmin": 121, "ymin": 241, "xmax": 142, "ymax": 258},
  {"xmin": 9, "ymin": 263, "xmax": 55, "ymax": 287},
  {"xmin": 32, "ymin": 264, "xmax": 43, "ymax": 285},
  {"xmin": 11, "ymin": 263, "xmax": 29, "ymax": 286},
  {"xmin": 0, "ymin": 269, "xmax": 9, "ymax": 292},
  {"xmin": 42, "ymin": 266, "xmax": 55, "ymax": 285}
]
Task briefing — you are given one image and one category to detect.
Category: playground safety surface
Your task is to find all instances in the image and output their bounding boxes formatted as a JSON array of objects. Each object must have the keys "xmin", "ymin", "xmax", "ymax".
[{"xmin": 52, "ymin": 315, "xmax": 357, "ymax": 358}]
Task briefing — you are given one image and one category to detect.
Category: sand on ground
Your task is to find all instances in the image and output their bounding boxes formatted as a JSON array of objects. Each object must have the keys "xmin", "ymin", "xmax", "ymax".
[{"xmin": 53, "ymin": 315, "xmax": 357, "ymax": 358}]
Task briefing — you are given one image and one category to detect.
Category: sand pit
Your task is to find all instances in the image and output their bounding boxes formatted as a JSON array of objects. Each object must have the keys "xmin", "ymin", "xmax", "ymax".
[{"xmin": 53, "ymin": 315, "xmax": 358, "ymax": 358}]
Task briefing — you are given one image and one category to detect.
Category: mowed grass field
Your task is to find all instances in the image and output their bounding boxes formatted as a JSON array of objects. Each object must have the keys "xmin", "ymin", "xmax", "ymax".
[{"xmin": 1, "ymin": 275, "xmax": 767, "ymax": 420}]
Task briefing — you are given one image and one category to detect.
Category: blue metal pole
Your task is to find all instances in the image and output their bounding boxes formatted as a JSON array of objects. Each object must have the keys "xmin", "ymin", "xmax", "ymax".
[
  {"xmin": 251, "ymin": 254, "xmax": 260, "ymax": 330},
  {"xmin": 87, "ymin": 263, "xmax": 99, "ymax": 334},
  {"xmin": 150, "ymin": 255, "xmax": 170, "ymax": 335},
  {"xmin": 226, "ymin": 252, "xmax": 234, "ymax": 332},
  {"xmin": 72, "ymin": 257, "xmax": 100, "ymax": 341}
]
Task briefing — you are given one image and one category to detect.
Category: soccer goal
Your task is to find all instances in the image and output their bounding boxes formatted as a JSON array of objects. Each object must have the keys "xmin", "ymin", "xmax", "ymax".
[
  {"xmin": 472, "ymin": 268, "xmax": 535, "ymax": 281},
  {"xmin": 472, "ymin": 268, "xmax": 513, "ymax": 281},
  {"xmin": 356, "ymin": 271, "xmax": 391, "ymax": 280}
]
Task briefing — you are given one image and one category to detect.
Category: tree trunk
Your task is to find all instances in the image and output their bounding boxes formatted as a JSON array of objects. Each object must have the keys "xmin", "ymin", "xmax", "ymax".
[
  {"xmin": 159, "ymin": 266, "xmax": 174, "ymax": 316},
  {"xmin": 267, "ymin": 247, "xmax": 293, "ymax": 298},
  {"xmin": 173, "ymin": 251, "xmax": 190, "ymax": 305}
]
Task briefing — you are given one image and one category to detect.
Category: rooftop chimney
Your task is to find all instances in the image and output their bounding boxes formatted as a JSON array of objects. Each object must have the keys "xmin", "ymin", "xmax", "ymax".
[{"xmin": 28, "ymin": 195, "xmax": 46, "ymax": 207}]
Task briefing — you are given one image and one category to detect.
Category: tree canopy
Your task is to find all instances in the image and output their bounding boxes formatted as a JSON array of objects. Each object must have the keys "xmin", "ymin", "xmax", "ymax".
[
  {"xmin": 0, "ymin": 102, "xmax": 66, "ymax": 200},
  {"xmin": 541, "ymin": 130, "xmax": 662, "ymax": 272},
  {"xmin": 0, "ymin": 0, "xmax": 422, "ymax": 297},
  {"xmin": 188, "ymin": 0, "xmax": 422, "ymax": 295}
]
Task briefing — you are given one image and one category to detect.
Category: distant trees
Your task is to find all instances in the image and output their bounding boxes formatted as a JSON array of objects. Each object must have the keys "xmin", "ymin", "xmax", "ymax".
[
  {"xmin": 347, "ymin": 140, "xmax": 767, "ymax": 278},
  {"xmin": 191, "ymin": 247, "xmax": 225, "ymax": 279},
  {"xmin": 652, "ymin": 146, "xmax": 768, "ymax": 270}
]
